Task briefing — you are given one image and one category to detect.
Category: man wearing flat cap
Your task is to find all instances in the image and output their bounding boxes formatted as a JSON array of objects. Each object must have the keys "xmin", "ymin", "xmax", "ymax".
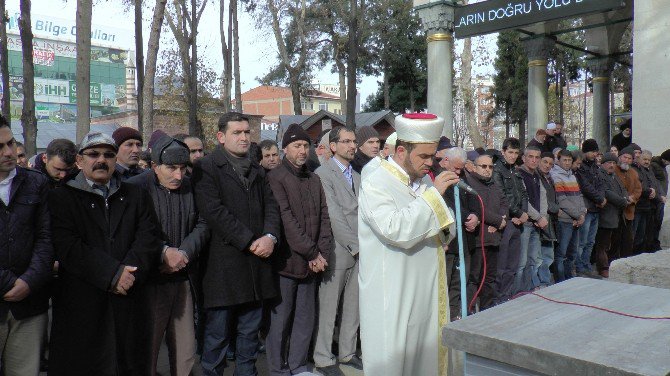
[
  {"xmin": 48, "ymin": 131, "xmax": 163, "ymax": 375},
  {"xmin": 358, "ymin": 113, "xmax": 460, "ymax": 376},
  {"xmin": 127, "ymin": 136, "xmax": 208, "ymax": 375}
]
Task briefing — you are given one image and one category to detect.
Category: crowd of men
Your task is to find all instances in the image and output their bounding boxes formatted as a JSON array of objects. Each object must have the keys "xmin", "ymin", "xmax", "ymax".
[{"xmin": 1, "ymin": 110, "xmax": 668, "ymax": 376}]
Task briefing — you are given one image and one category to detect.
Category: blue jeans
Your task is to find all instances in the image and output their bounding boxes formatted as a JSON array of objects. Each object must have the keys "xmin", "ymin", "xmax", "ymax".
[
  {"xmin": 201, "ymin": 302, "xmax": 263, "ymax": 376},
  {"xmin": 538, "ymin": 240, "xmax": 554, "ymax": 286},
  {"xmin": 556, "ymin": 222, "xmax": 579, "ymax": 282},
  {"xmin": 514, "ymin": 224, "xmax": 541, "ymax": 293},
  {"xmin": 576, "ymin": 212, "xmax": 599, "ymax": 272}
]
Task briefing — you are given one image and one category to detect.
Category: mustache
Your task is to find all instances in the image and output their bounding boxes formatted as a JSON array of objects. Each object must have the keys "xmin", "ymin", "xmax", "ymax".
[{"xmin": 93, "ymin": 163, "xmax": 109, "ymax": 171}]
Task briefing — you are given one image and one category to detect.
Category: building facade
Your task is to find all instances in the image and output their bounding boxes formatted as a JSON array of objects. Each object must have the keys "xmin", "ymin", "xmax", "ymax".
[{"xmin": 0, "ymin": 9, "xmax": 134, "ymax": 122}]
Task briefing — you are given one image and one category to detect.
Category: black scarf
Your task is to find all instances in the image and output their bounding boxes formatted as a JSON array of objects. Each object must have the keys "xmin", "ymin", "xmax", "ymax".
[{"xmin": 221, "ymin": 147, "xmax": 251, "ymax": 188}]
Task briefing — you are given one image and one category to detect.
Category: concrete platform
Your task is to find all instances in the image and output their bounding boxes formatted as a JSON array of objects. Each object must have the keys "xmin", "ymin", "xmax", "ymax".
[
  {"xmin": 610, "ymin": 250, "xmax": 670, "ymax": 290},
  {"xmin": 443, "ymin": 278, "xmax": 670, "ymax": 376}
]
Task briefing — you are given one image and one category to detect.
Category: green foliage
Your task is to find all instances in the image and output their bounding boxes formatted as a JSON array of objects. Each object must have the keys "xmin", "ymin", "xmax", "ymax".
[
  {"xmin": 492, "ymin": 30, "xmax": 528, "ymax": 129},
  {"xmin": 362, "ymin": 3, "xmax": 426, "ymax": 112}
]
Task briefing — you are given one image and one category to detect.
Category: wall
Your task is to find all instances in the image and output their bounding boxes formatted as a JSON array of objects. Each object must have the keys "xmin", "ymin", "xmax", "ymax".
[{"xmin": 632, "ymin": 0, "xmax": 670, "ymax": 156}]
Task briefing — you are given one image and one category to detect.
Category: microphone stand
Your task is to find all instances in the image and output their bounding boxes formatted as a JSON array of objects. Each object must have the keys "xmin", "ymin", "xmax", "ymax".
[
  {"xmin": 454, "ymin": 185, "xmax": 468, "ymax": 319},
  {"xmin": 453, "ymin": 185, "xmax": 468, "ymax": 375}
]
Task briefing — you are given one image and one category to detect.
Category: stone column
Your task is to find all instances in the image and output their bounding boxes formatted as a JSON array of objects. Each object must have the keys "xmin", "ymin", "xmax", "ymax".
[
  {"xmin": 588, "ymin": 57, "xmax": 613, "ymax": 149},
  {"xmin": 415, "ymin": 2, "xmax": 455, "ymax": 138},
  {"xmin": 524, "ymin": 37, "xmax": 554, "ymax": 144}
]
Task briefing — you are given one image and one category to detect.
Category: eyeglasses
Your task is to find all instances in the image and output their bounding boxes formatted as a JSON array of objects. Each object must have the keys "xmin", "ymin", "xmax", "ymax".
[
  {"xmin": 82, "ymin": 151, "xmax": 117, "ymax": 159},
  {"xmin": 337, "ymin": 140, "xmax": 356, "ymax": 145},
  {"xmin": 476, "ymin": 164, "xmax": 494, "ymax": 170}
]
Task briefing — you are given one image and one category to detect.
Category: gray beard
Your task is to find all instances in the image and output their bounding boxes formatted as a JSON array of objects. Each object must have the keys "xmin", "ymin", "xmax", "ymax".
[{"xmin": 619, "ymin": 163, "xmax": 630, "ymax": 171}]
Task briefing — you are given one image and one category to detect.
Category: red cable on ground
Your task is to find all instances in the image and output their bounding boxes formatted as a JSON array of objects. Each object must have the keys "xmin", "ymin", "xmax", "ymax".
[
  {"xmin": 511, "ymin": 291, "xmax": 670, "ymax": 320},
  {"xmin": 468, "ymin": 195, "xmax": 486, "ymax": 313}
]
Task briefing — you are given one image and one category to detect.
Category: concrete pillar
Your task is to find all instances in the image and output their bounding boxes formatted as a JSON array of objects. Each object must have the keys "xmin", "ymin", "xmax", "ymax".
[
  {"xmin": 524, "ymin": 37, "xmax": 554, "ymax": 143},
  {"xmin": 633, "ymin": 0, "xmax": 670, "ymax": 156},
  {"xmin": 587, "ymin": 57, "xmax": 613, "ymax": 149},
  {"xmin": 415, "ymin": 2, "xmax": 455, "ymax": 138}
]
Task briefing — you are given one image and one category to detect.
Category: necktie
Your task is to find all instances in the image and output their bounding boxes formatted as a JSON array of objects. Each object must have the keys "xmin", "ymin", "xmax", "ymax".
[
  {"xmin": 344, "ymin": 168, "xmax": 354, "ymax": 193},
  {"xmin": 93, "ymin": 184, "xmax": 109, "ymax": 199}
]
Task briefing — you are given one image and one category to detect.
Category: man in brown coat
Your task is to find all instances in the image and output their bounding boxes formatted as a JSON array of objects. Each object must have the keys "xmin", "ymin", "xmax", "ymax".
[
  {"xmin": 266, "ymin": 124, "xmax": 333, "ymax": 376},
  {"xmin": 612, "ymin": 147, "xmax": 642, "ymax": 259}
]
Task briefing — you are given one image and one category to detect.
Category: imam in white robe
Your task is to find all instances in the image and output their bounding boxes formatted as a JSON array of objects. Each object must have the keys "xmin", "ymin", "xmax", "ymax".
[{"xmin": 358, "ymin": 157, "xmax": 454, "ymax": 376}]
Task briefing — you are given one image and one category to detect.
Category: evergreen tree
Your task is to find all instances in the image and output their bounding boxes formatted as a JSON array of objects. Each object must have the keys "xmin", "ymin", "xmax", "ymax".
[{"xmin": 492, "ymin": 31, "xmax": 528, "ymax": 140}]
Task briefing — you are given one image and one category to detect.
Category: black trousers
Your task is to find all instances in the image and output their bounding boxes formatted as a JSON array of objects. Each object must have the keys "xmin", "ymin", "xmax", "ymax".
[
  {"xmin": 266, "ymin": 276, "xmax": 316, "ymax": 376},
  {"xmin": 469, "ymin": 246, "xmax": 499, "ymax": 311},
  {"xmin": 446, "ymin": 237, "xmax": 471, "ymax": 320},
  {"xmin": 497, "ymin": 224, "xmax": 521, "ymax": 303}
]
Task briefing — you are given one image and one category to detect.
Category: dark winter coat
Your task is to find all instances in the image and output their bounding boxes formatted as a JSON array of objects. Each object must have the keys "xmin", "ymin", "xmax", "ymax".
[
  {"xmin": 351, "ymin": 150, "xmax": 373, "ymax": 174},
  {"xmin": 576, "ymin": 158, "xmax": 607, "ymax": 212},
  {"xmin": 33, "ymin": 152, "xmax": 78, "ymax": 188},
  {"xmin": 493, "ymin": 159, "xmax": 529, "ymax": 219},
  {"xmin": 539, "ymin": 172, "xmax": 559, "ymax": 242},
  {"xmin": 632, "ymin": 162, "xmax": 656, "ymax": 212},
  {"xmin": 526, "ymin": 138, "xmax": 544, "ymax": 151},
  {"xmin": 126, "ymin": 170, "xmax": 209, "ymax": 300},
  {"xmin": 115, "ymin": 163, "xmax": 143, "ymax": 181},
  {"xmin": 611, "ymin": 132, "xmax": 632, "ymax": 152},
  {"xmin": 268, "ymin": 158, "xmax": 333, "ymax": 279},
  {"xmin": 544, "ymin": 134, "xmax": 567, "ymax": 153},
  {"xmin": 191, "ymin": 146, "xmax": 281, "ymax": 308},
  {"xmin": 48, "ymin": 171, "xmax": 163, "ymax": 375},
  {"xmin": 0, "ymin": 167, "xmax": 54, "ymax": 320},
  {"xmin": 598, "ymin": 168, "xmax": 629, "ymax": 229},
  {"xmin": 465, "ymin": 172, "xmax": 508, "ymax": 247},
  {"xmin": 650, "ymin": 157, "xmax": 668, "ymax": 197},
  {"xmin": 444, "ymin": 170, "xmax": 479, "ymax": 253}
]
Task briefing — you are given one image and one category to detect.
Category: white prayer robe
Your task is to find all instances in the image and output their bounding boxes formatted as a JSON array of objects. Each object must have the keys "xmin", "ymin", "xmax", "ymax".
[{"xmin": 358, "ymin": 158, "xmax": 454, "ymax": 376}]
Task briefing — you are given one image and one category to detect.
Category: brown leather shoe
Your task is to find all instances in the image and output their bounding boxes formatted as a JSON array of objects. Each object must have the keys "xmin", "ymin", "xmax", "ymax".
[{"xmin": 599, "ymin": 270, "xmax": 609, "ymax": 278}]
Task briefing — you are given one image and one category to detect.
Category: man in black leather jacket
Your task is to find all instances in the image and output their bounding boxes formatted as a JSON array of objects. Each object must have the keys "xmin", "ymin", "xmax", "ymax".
[{"xmin": 492, "ymin": 138, "xmax": 529, "ymax": 302}]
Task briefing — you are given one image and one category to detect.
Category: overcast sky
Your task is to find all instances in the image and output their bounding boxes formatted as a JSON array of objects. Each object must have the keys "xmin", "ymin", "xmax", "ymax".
[{"xmin": 25, "ymin": 0, "xmax": 495, "ymax": 109}]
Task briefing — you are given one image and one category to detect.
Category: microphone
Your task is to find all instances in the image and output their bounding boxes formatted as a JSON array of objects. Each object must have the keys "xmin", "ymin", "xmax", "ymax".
[{"xmin": 457, "ymin": 180, "xmax": 479, "ymax": 196}]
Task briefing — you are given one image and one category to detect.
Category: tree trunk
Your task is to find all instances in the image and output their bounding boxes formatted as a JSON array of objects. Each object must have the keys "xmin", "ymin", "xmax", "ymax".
[
  {"xmin": 135, "ymin": 0, "xmax": 145, "ymax": 134},
  {"xmin": 19, "ymin": 0, "xmax": 36, "ymax": 156},
  {"xmin": 266, "ymin": 0, "xmax": 307, "ymax": 116},
  {"xmin": 0, "ymin": 0, "xmax": 11, "ymax": 122},
  {"xmin": 289, "ymin": 74, "xmax": 302, "ymax": 116},
  {"xmin": 345, "ymin": 0, "xmax": 359, "ymax": 128},
  {"xmin": 461, "ymin": 37, "xmax": 484, "ymax": 148},
  {"xmin": 141, "ymin": 0, "xmax": 167, "ymax": 142},
  {"xmin": 189, "ymin": 0, "xmax": 199, "ymax": 137},
  {"xmin": 232, "ymin": 0, "xmax": 242, "ymax": 112},
  {"xmin": 409, "ymin": 85, "xmax": 415, "ymax": 112},
  {"xmin": 336, "ymin": 59, "xmax": 346, "ymax": 115},
  {"xmin": 383, "ymin": 68, "xmax": 390, "ymax": 110},
  {"xmin": 220, "ymin": 0, "xmax": 231, "ymax": 112},
  {"xmin": 76, "ymin": 0, "xmax": 92, "ymax": 142}
]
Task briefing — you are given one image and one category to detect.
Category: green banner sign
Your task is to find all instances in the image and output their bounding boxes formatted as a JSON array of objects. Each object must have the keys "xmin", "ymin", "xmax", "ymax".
[
  {"xmin": 454, "ymin": 0, "xmax": 625, "ymax": 39},
  {"xmin": 69, "ymin": 81, "xmax": 101, "ymax": 105}
]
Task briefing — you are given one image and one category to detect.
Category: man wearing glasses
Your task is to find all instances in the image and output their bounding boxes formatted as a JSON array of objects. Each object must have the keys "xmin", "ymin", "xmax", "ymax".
[
  {"xmin": 465, "ymin": 153, "xmax": 508, "ymax": 310},
  {"xmin": 48, "ymin": 131, "xmax": 162, "ymax": 375}
]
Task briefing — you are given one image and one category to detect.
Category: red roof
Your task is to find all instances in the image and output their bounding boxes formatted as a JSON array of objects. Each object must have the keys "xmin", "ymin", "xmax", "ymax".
[{"xmin": 241, "ymin": 86, "xmax": 293, "ymax": 101}]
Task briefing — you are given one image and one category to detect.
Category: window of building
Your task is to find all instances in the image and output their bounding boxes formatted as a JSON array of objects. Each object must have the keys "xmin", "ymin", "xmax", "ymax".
[{"xmin": 319, "ymin": 102, "xmax": 328, "ymax": 111}]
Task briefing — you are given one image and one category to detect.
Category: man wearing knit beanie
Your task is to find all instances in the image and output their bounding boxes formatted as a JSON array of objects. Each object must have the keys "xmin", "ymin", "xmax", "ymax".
[
  {"xmin": 574, "ymin": 138, "xmax": 606, "ymax": 277},
  {"xmin": 351, "ymin": 126, "xmax": 379, "ymax": 174},
  {"xmin": 112, "ymin": 126, "xmax": 144, "ymax": 181}
]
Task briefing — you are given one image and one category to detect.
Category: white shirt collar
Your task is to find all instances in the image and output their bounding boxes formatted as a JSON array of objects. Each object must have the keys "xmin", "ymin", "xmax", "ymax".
[
  {"xmin": 332, "ymin": 156, "xmax": 351, "ymax": 174},
  {"xmin": 0, "ymin": 168, "xmax": 18, "ymax": 206}
]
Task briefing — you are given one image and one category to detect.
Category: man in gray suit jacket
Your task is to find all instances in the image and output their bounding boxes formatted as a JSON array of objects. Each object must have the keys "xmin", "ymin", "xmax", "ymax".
[{"xmin": 314, "ymin": 126, "xmax": 362, "ymax": 375}]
